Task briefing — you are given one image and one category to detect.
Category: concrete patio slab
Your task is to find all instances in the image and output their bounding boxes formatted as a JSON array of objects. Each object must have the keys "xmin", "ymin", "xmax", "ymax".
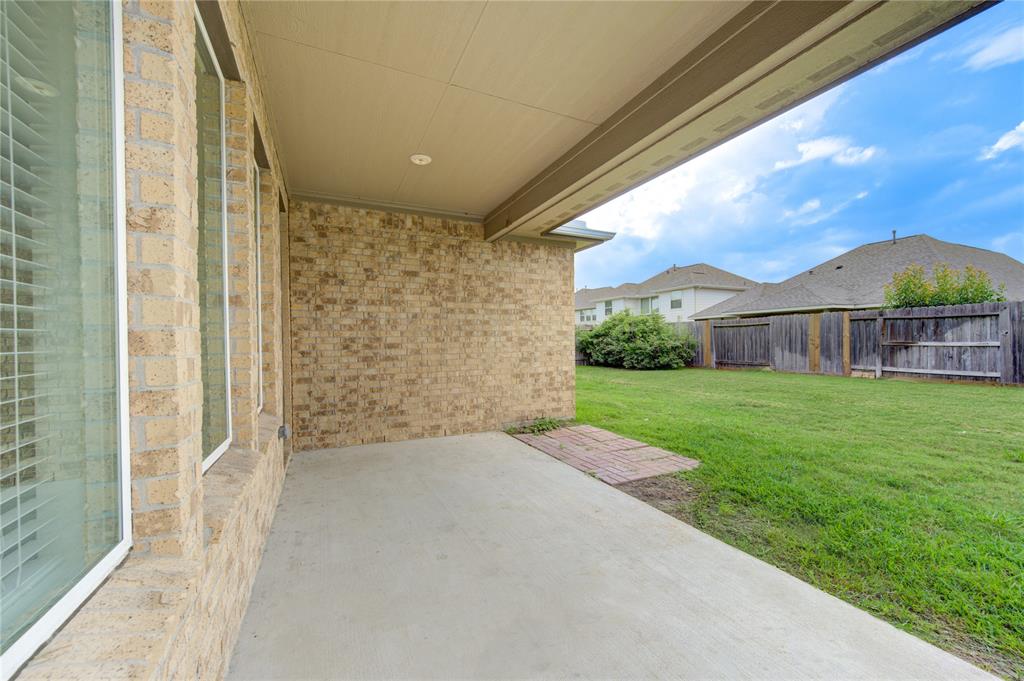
[{"xmin": 227, "ymin": 432, "xmax": 991, "ymax": 680}]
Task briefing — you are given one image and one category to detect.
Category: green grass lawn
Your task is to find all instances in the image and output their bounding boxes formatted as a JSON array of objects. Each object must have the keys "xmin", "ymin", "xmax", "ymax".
[{"xmin": 575, "ymin": 366, "xmax": 1024, "ymax": 678}]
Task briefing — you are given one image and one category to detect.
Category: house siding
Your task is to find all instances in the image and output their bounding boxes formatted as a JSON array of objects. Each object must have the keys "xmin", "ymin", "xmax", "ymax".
[
  {"xmin": 575, "ymin": 287, "xmax": 745, "ymax": 326},
  {"xmin": 288, "ymin": 200, "xmax": 576, "ymax": 451}
]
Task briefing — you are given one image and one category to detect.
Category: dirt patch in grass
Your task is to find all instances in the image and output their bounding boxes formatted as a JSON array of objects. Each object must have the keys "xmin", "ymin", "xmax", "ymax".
[
  {"xmin": 615, "ymin": 474, "xmax": 700, "ymax": 524},
  {"xmin": 505, "ymin": 417, "xmax": 573, "ymax": 435}
]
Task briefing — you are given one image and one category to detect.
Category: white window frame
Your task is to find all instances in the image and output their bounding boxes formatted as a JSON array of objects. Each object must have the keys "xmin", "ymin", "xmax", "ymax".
[
  {"xmin": 253, "ymin": 165, "xmax": 264, "ymax": 414},
  {"xmin": 670, "ymin": 290, "xmax": 682, "ymax": 309},
  {"xmin": 197, "ymin": 6, "xmax": 232, "ymax": 473},
  {"xmin": 1, "ymin": 3, "xmax": 132, "ymax": 676},
  {"xmin": 604, "ymin": 301, "xmax": 612, "ymax": 316}
]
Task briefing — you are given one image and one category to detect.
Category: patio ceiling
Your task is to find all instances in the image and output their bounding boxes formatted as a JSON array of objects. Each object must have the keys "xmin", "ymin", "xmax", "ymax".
[{"xmin": 244, "ymin": 1, "xmax": 986, "ymax": 246}]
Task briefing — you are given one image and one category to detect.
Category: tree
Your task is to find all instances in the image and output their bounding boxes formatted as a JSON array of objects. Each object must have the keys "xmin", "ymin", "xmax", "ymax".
[{"xmin": 883, "ymin": 263, "xmax": 1006, "ymax": 308}]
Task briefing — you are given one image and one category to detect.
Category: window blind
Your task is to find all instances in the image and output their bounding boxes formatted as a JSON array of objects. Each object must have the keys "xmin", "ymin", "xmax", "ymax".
[
  {"xmin": 0, "ymin": 0, "xmax": 123, "ymax": 662},
  {"xmin": 0, "ymin": 0, "xmax": 62, "ymax": 613}
]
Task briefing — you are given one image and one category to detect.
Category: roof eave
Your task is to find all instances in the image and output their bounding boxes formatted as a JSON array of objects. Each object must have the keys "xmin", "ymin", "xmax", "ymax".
[
  {"xmin": 693, "ymin": 302, "xmax": 883, "ymax": 320},
  {"xmin": 649, "ymin": 284, "xmax": 753, "ymax": 294}
]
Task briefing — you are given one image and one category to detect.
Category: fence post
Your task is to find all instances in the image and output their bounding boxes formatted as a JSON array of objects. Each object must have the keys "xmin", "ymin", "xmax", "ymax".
[
  {"xmin": 999, "ymin": 303, "xmax": 1012, "ymax": 384},
  {"xmin": 841, "ymin": 311, "xmax": 851, "ymax": 376},
  {"xmin": 808, "ymin": 313, "xmax": 820, "ymax": 373},
  {"xmin": 703, "ymin": 320, "xmax": 713, "ymax": 368},
  {"xmin": 875, "ymin": 314, "xmax": 884, "ymax": 379}
]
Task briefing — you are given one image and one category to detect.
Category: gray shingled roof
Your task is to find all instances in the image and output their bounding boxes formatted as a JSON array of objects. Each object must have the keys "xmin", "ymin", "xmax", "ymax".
[
  {"xmin": 575, "ymin": 263, "xmax": 755, "ymax": 309},
  {"xmin": 694, "ymin": 234, "xmax": 1024, "ymax": 319}
]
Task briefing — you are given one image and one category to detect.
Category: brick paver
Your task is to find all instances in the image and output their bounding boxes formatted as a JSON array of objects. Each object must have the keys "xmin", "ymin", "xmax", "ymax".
[{"xmin": 513, "ymin": 425, "xmax": 699, "ymax": 484}]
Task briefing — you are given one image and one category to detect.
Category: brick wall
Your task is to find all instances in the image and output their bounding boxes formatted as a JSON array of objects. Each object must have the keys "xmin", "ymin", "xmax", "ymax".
[
  {"xmin": 258, "ymin": 172, "xmax": 284, "ymax": 418},
  {"xmin": 225, "ymin": 80, "xmax": 259, "ymax": 450},
  {"xmin": 288, "ymin": 200, "xmax": 576, "ymax": 451},
  {"xmin": 123, "ymin": 0, "xmax": 204, "ymax": 559},
  {"xmin": 16, "ymin": 1, "xmax": 289, "ymax": 678}
]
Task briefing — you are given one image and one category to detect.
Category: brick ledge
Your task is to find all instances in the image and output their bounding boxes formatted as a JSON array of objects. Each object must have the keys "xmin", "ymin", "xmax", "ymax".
[{"xmin": 204, "ymin": 413, "xmax": 282, "ymax": 546}]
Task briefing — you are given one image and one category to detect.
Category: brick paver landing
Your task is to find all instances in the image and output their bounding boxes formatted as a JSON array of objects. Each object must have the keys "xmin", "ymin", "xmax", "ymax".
[{"xmin": 512, "ymin": 425, "xmax": 698, "ymax": 484}]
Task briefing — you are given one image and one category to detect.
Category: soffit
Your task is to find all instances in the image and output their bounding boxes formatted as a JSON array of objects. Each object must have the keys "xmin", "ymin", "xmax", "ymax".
[{"xmin": 245, "ymin": 1, "xmax": 747, "ymax": 218}]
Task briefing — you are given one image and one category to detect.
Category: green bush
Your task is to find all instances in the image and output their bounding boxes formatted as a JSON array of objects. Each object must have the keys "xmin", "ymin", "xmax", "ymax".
[
  {"xmin": 575, "ymin": 327, "xmax": 592, "ymax": 356},
  {"xmin": 577, "ymin": 312, "xmax": 696, "ymax": 369},
  {"xmin": 883, "ymin": 263, "xmax": 1006, "ymax": 308}
]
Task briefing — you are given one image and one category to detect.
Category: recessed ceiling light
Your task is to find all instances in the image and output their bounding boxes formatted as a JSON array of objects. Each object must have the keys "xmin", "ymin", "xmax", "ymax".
[{"xmin": 410, "ymin": 153, "xmax": 432, "ymax": 166}]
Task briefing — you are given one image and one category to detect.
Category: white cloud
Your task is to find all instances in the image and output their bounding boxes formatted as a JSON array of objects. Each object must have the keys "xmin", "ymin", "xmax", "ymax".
[
  {"xmin": 834, "ymin": 145, "xmax": 877, "ymax": 166},
  {"xmin": 931, "ymin": 22, "xmax": 1024, "ymax": 72},
  {"xmin": 965, "ymin": 25, "xmax": 1024, "ymax": 71},
  {"xmin": 979, "ymin": 121, "xmax": 1024, "ymax": 160},
  {"xmin": 574, "ymin": 87, "xmax": 875, "ymax": 286},
  {"xmin": 783, "ymin": 198, "xmax": 821, "ymax": 219},
  {"xmin": 774, "ymin": 136, "xmax": 878, "ymax": 170},
  {"xmin": 784, "ymin": 191, "xmax": 870, "ymax": 227}
]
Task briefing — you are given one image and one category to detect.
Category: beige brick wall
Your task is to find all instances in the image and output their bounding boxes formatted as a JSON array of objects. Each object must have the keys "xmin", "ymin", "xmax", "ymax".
[
  {"xmin": 123, "ymin": 0, "xmax": 204, "ymax": 559},
  {"xmin": 225, "ymin": 80, "xmax": 259, "ymax": 450},
  {"xmin": 258, "ymin": 173, "xmax": 285, "ymax": 418},
  {"xmin": 288, "ymin": 200, "xmax": 576, "ymax": 451},
  {"xmin": 17, "ymin": 1, "xmax": 289, "ymax": 678}
]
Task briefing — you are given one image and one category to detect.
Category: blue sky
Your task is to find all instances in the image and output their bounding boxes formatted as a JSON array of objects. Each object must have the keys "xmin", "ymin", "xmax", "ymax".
[{"xmin": 575, "ymin": 2, "xmax": 1024, "ymax": 289}]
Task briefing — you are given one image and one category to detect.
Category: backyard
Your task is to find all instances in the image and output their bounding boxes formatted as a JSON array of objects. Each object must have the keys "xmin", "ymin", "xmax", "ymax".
[{"xmin": 575, "ymin": 366, "xmax": 1024, "ymax": 678}]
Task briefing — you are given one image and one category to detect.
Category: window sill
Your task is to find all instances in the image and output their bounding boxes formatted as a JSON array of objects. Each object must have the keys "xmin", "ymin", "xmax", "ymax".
[{"xmin": 203, "ymin": 413, "xmax": 283, "ymax": 547}]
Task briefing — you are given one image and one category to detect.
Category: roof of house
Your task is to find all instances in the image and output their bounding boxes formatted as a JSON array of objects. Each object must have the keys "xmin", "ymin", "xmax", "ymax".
[
  {"xmin": 693, "ymin": 234, "xmax": 1024, "ymax": 319},
  {"xmin": 575, "ymin": 263, "xmax": 756, "ymax": 309}
]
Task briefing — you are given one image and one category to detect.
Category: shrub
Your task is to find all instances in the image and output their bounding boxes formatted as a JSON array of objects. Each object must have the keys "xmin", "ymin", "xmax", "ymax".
[
  {"xmin": 577, "ymin": 312, "xmax": 696, "ymax": 369},
  {"xmin": 575, "ymin": 327, "xmax": 592, "ymax": 356},
  {"xmin": 883, "ymin": 263, "xmax": 1007, "ymax": 308}
]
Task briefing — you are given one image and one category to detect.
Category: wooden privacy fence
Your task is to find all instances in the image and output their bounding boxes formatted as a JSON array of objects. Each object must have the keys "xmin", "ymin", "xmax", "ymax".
[{"xmin": 683, "ymin": 301, "xmax": 1024, "ymax": 384}]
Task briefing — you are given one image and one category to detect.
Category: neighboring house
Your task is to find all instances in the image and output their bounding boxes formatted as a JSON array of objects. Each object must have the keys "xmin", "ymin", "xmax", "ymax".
[
  {"xmin": 575, "ymin": 264, "xmax": 756, "ymax": 326},
  {"xmin": 694, "ymin": 234, "xmax": 1024, "ymax": 319}
]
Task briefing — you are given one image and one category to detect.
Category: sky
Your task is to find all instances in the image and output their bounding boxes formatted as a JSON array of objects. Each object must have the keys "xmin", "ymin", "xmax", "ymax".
[{"xmin": 574, "ymin": 2, "xmax": 1024, "ymax": 290}]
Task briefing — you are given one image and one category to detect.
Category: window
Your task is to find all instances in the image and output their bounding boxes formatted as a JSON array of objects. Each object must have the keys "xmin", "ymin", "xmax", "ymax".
[
  {"xmin": 253, "ymin": 166, "xmax": 263, "ymax": 414},
  {"xmin": 604, "ymin": 301, "xmax": 612, "ymax": 316},
  {"xmin": 670, "ymin": 291, "xmax": 682, "ymax": 309},
  {"xmin": 196, "ymin": 10, "xmax": 231, "ymax": 471},
  {"xmin": 640, "ymin": 297, "xmax": 658, "ymax": 314},
  {"xmin": 1, "ymin": 0, "xmax": 129, "ymax": 672}
]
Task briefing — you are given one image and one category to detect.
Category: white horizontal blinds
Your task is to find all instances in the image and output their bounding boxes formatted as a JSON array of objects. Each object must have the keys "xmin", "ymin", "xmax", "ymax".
[{"xmin": 0, "ymin": 0, "xmax": 121, "ymax": 654}]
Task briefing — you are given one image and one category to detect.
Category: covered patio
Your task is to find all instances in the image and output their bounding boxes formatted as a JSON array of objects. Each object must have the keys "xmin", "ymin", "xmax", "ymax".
[
  {"xmin": 3, "ymin": 1, "xmax": 1000, "ymax": 678},
  {"xmin": 227, "ymin": 433, "xmax": 989, "ymax": 680}
]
